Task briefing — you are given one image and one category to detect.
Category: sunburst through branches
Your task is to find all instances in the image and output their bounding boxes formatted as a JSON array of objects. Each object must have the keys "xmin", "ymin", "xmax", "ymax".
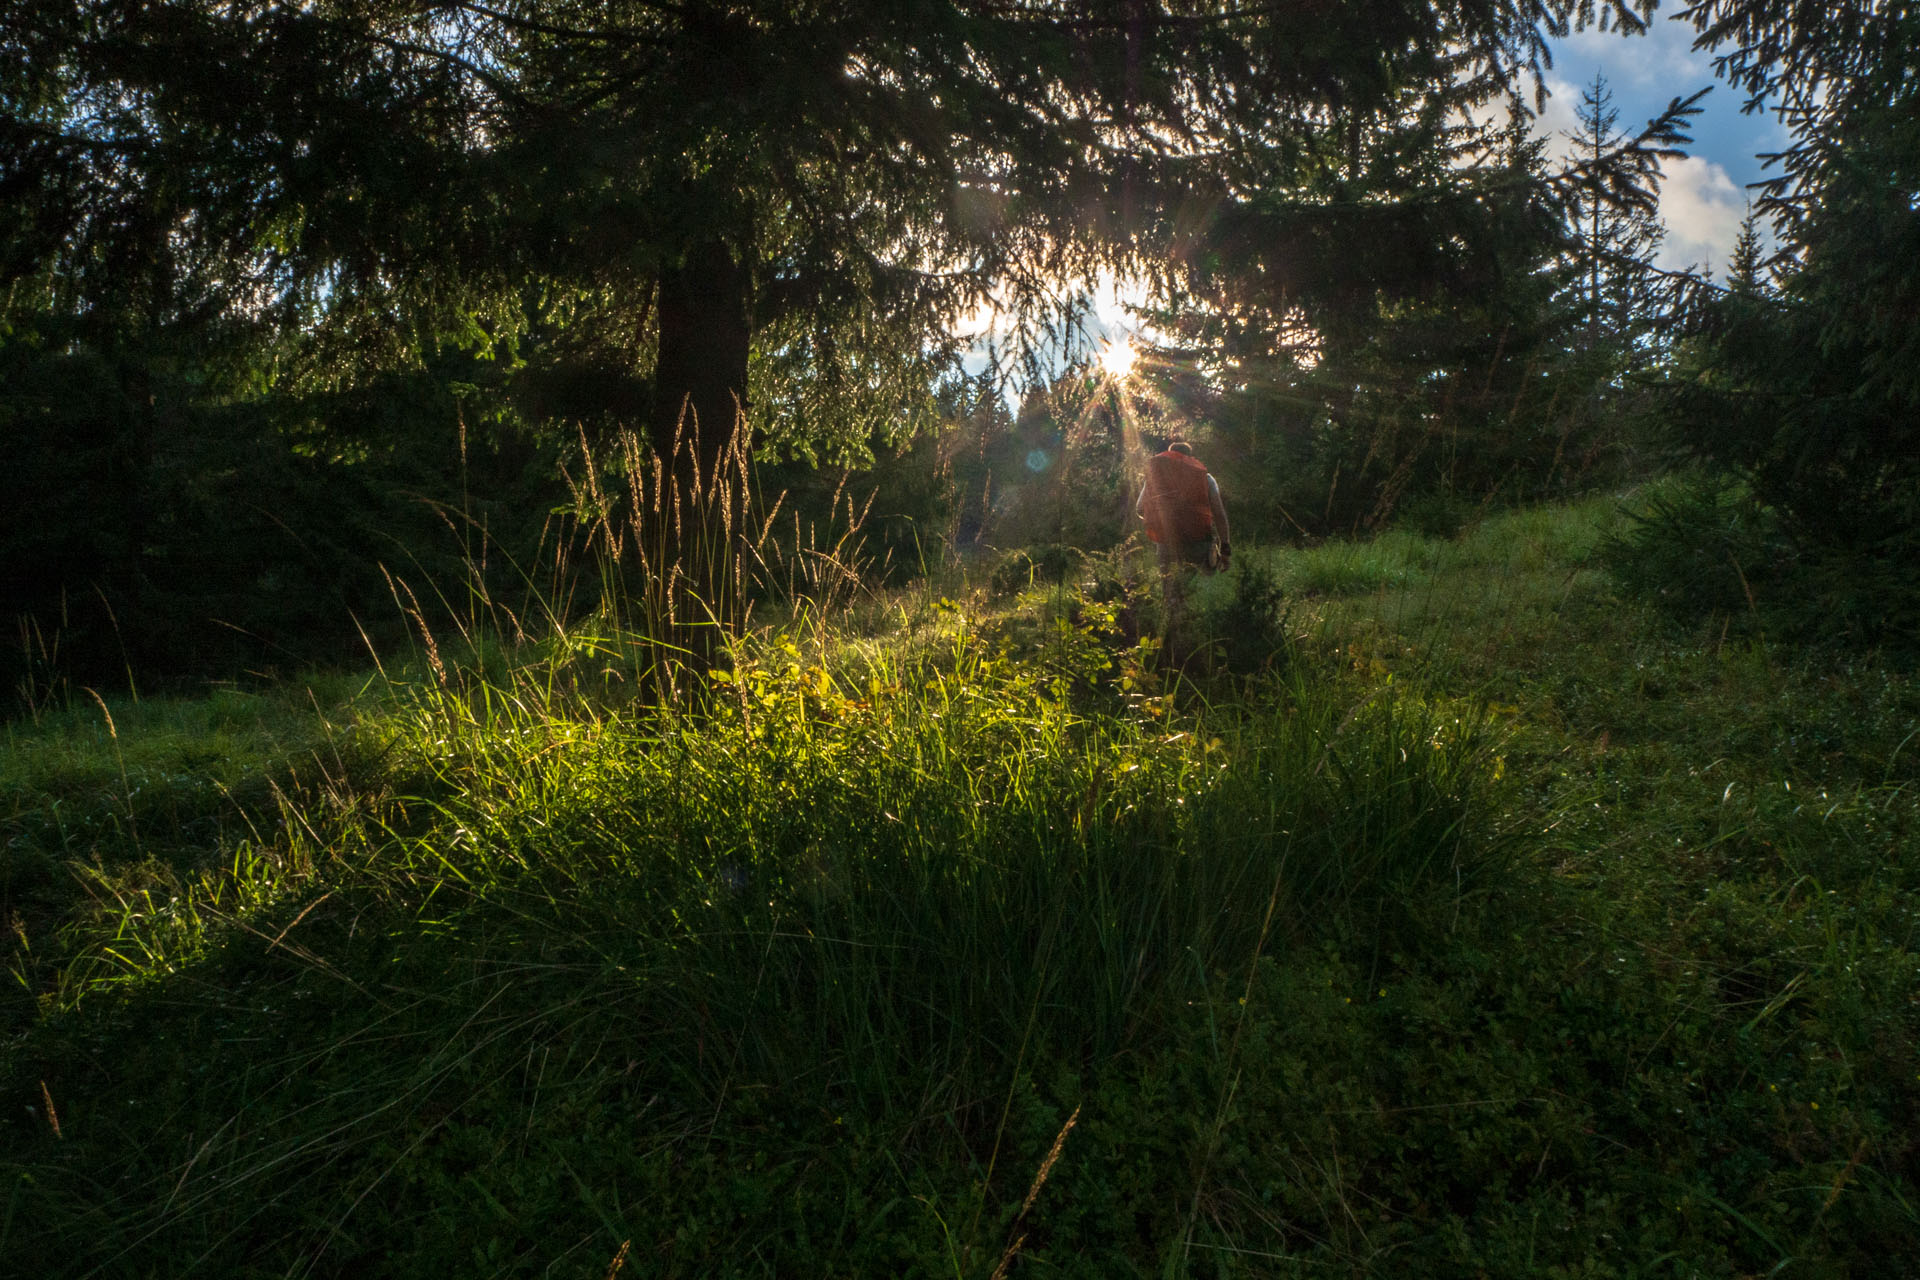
[{"xmin": 1067, "ymin": 334, "xmax": 1206, "ymax": 505}]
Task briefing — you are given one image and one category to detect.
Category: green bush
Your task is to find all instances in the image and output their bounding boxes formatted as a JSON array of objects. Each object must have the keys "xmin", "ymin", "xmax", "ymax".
[
  {"xmin": 1604, "ymin": 474, "xmax": 1920, "ymax": 652},
  {"xmin": 988, "ymin": 544, "xmax": 1082, "ymax": 596},
  {"xmin": 1192, "ymin": 555, "xmax": 1291, "ymax": 672}
]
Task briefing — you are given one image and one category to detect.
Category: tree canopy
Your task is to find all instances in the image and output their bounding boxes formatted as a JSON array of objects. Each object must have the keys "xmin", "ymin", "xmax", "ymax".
[{"xmin": 5, "ymin": 1, "xmax": 1670, "ymax": 450}]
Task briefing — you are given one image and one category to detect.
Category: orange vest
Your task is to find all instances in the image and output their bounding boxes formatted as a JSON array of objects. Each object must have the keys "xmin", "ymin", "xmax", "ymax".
[{"xmin": 1143, "ymin": 451, "xmax": 1213, "ymax": 543}]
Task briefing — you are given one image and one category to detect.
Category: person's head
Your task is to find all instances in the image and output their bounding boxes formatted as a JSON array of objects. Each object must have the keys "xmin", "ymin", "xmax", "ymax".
[{"xmin": 1166, "ymin": 440, "xmax": 1194, "ymax": 456}]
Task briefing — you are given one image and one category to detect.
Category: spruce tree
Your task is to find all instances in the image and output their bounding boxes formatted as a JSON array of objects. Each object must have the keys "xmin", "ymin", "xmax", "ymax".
[
  {"xmin": 1725, "ymin": 202, "xmax": 1768, "ymax": 294},
  {"xmin": 1644, "ymin": 0, "xmax": 1920, "ymax": 642},
  {"xmin": 1567, "ymin": 71, "xmax": 1668, "ymax": 351}
]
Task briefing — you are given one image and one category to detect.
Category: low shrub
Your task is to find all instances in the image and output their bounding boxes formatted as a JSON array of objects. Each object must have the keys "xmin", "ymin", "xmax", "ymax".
[
  {"xmin": 987, "ymin": 543, "xmax": 1082, "ymax": 596},
  {"xmin": 1604, "ymin": 473, "xmax": 1920, "ymax": 652},
  {"xmin": 1191, "ymin": 555, "xmax": 1291, "ymax": 672}
]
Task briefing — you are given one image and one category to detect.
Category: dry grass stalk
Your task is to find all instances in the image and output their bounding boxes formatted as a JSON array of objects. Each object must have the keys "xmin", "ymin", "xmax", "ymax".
[
  {"xmin": 988, "ymin": 1102, "xmax": 1081, "ymax": 1280},
  {"xmin": 40, "ymin": 1080, "xmax": 62, "ymax": 1139}
]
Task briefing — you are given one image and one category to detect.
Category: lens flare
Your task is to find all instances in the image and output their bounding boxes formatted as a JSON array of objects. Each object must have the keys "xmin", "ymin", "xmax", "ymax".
[{"xmin": 1099, "ymin": 337, "xmax": 1137, "ymax": 380}]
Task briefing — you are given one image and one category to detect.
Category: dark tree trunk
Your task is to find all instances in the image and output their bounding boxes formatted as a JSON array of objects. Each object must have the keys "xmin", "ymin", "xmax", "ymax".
[
  {"xmin": 643, "ymin": 238, "xmax": 753, "ymax": 666},
  {"xmin": 651, "ymin": 238, "xmax": 751, "ymax": 476}
]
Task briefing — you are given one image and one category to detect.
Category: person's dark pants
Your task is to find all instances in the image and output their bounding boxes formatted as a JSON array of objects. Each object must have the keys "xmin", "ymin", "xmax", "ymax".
[
  {"xmin": 1154, "ymin": 536, "xmax": 1216, "ymax": 639},
  {"xmin": 1155, "ymin": 537, "xmax": 1216, "ymax": 572}
]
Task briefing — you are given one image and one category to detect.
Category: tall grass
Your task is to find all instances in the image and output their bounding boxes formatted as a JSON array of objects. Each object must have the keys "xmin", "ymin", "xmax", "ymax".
[
  {"xmin": 1, "ymin": 598, "xmax": 1506, "ymax": 1274},
  {"xmin": 192, "ymin": 617, "xmax": 1498, "ymax": 1061},
  {"xmin": 559, "ymin": 414, "xmax": 894, "ymax": 696},
  {"xmin": 12, "ymin": 494, "xmax": 1916, "ymax": 1276}
]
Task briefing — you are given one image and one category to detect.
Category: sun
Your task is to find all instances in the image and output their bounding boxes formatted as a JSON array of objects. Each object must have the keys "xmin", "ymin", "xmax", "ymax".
[{"xmin": 1098, "ymin": 337, "xmax": 1137, "ymax": 380}]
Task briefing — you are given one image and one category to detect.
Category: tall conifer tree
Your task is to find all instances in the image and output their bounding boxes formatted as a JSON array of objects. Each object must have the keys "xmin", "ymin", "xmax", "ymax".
[{"xmin": 1567, "ymin": 71, "xmax": 1666, "ymax": 350}]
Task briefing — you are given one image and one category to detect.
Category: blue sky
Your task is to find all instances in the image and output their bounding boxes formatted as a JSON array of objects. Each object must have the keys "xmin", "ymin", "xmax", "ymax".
[{"xmin": 1541, "ymin": 10, "xmax": 1793, "ymax": 270}]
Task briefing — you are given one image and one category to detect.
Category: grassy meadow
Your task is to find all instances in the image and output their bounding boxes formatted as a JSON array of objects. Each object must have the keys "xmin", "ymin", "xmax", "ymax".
[{"xmin": 4, "ymin": 491, "xmax": 1918, "ymax": 1276}]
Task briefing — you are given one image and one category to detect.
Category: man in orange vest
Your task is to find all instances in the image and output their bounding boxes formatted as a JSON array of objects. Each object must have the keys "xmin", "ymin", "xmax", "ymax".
[{"xmin": 1136, "ymin": 440, "xmax": 1231, "ymax": 572}]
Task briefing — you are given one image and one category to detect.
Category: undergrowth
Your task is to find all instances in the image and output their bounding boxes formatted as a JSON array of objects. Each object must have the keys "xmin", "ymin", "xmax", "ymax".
[{"xmin": 3, "ymin": 493, "xmax": 1917, "ymax": 1276}]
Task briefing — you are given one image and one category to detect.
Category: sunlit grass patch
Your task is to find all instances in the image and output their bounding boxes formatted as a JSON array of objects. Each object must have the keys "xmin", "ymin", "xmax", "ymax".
[
  {"xmin": 0, "ymin": 601, "xmax": 1519, "ymax": 1274},
  {"xmin": 1, "ymin": 679, "xmax": 371, "ymax": 1026},
  {"xmin": 1278, "ymin": 533, "xmax": 1427, "ymax": 597},
  {"xmin": 0, "ymin": 681, "xmax": 353, "ymax": 794}
]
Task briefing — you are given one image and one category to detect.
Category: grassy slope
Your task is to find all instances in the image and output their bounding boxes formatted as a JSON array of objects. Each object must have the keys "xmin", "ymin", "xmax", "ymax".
[{"xmin": 3, "ymin": 495, "xmax": 1917, "ymax": 1277}]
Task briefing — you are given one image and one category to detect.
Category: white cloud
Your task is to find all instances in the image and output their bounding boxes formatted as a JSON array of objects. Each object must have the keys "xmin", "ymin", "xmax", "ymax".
[
  {"xmin": 1535, "ymin": 74, "xmax": 1584, "ymax": 160},
  {"xmin": 1655, "ymin": 154, "xmax": 1748, "ymax": 271},
  {"xmin": 1556, "ymin": 13, "xmax": 1712, "ymax": 94}
]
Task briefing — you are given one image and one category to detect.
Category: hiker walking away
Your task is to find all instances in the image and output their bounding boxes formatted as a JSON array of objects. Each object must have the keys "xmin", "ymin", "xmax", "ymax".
[
  {"xmin": 1136, "ymin": 440, "xmax": 1230, "ymax": 573},
  {"xmin": 1136, "ymin": 440, "xmax": 1230, "ymax": 644}
]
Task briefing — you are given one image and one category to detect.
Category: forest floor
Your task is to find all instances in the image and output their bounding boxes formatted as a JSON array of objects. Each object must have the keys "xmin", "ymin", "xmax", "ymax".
[{"xmin": 4, "ymin": 489, "xmax": 1918, "ymax": 1277}]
